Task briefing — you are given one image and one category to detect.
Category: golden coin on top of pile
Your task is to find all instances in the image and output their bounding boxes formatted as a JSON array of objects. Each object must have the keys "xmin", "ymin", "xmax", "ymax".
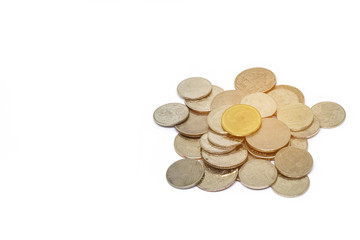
[{"xmin": 154, "ymin": 69, "xmax": 345, "ymax": 197}]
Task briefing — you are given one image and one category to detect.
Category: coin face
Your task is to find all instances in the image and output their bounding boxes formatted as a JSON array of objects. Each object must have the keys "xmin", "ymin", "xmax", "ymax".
[
  {"xmin": 177, "ymin": 77, "xmax": 212, "ymax": 100},
  {"xmin": 174, "ymin": 134, "xmax": 201, "ymax": 159},
  {"xmin": 240, "ymin": 92, "xmax": 277, "ymax": 118},
  {"xmin": 200, "ymin": 133, "xmax": 236, "ymax": 154},
  {"xmin": 207, "ymin": 130, "xmax": 244, "ymax": 148},
  {"xmin": 267, "ymin": 86, "xmax": 300, "ymax": 109},
  {"xmin": 166, "ymin": 159, "xmax": 205, "ymax": 189},
  {"xmin": 207, "ymin": 105, "xmax": 231, "ymax": 135},
  {"xmin": 175, "ymin": 110, "xmax": 208, "ymax": 137},
  {"xmin": 272, "ymin": 174, "xmax": 310, "ymax": 197},
  {"xmin": 221, "ymin": 104, "xmax": 262, "ymax": 137},
  {"xmin": 210, "ymin": 90, "xmax": 248, "ymax": 110},
  {"xmin": 275, "ymin": 146, "xmax": 313, "ymax": 178},
  {"xmin": 277, "ymin": 103, "xmax": 314, "ymax": 131},
  {"xmin": 289, "ymin": 137, "xmax": 308, "ymax": 150},
  {"xmin": 201, "ymin": 146, "xmax": 248, "ymax": 169},
  {"xmin": 235, "ymin": 67, "xmax": 276, "ymax": 93},
  {"xmin": 311, "ymin": 101, "xmax": 346, "ymax": 128},
  {"xmin": 153, "ymin": 103, "xmax": 189, "ymax": 127},
  {"xmin": 185, "ymin": 85, "xmax": 224, "ymax": 112},
  {"xmin": 276, "ymin": 85, "xmax": 305, "ymax": 103},
  {"xmin": 291, "ymin": 116, "xmax": 320, "ymax": 139}
]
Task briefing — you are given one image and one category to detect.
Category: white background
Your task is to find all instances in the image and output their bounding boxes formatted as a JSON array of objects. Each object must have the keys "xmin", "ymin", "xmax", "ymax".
[{"xmin": 0, "ymin": 0, "xmax": 359, "ymax": 239}]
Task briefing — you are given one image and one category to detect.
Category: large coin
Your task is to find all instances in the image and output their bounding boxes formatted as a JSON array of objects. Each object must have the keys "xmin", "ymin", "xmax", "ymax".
[
  {"xmin": 235, "ymin": 67, "xmax": 276, "ymax": 93},
  {"xmin": 200, "ymin": 133, "xmax": 235, "ymax": 154},
  {"xmin": 174, "ymin": 134, "xmax": 201, "ymax": 159},
  {"xmin": 185, "ymin": 85, "xmax": 224, "ymax": 112},
  {"xmin": 277, "ymin": 103, "xmax": 314, "ymax": 131},
  {"xmin": 207, "ymin": 105, "xmax": 231, "ymax": 135},
  {"xmin": 153, "ymin": 103, "xmax": 189, "ymax": 127},
  {"xmin": 210, "ymin": 90, "xmax": 248, "ymax": 110},
  {"xmin": 177, "ymin": 77, "xmax": 212, "ymax": 100},
  {"xmin": 166, "ymin": 159, "xmax": 205, "ymax": 189},
  {"xmin": 175, "ymin": 110, "xmax": 208, "ymax": 137},
  {"xmin": 311, "ymin": 101, "xmax": 346, "ymax": 128},
  {"xmin": 240, "ymin": 92, "xmax": 277, "ymax": 117},
  {"xmin": 291, "ymin": 116, "xmax": 320, "ymax": 139},
  {"xmin": 272, "ymin": 174, "xmax": 310, "ymax": 197},
  {"xmin": 201, "ymin": 146, "xmax": 248, "ymax": 169}
]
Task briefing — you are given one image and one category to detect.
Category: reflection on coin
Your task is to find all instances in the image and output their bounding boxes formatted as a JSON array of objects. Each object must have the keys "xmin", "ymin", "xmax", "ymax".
[
  {"xmin": 246, "ymin": 144, "xmax": 277, "ymax": 160},
  {"xmin": 201, "ymin": 146, "xmax": 248, "ymax": 169},
  {"xmin": 207, "ymin": 130, "xmax": 243, "ymax": 148},
  {"xmin": 289, "ymin": 137, "xmax": 308, "ymax": 150},
  {"xmin": 272, "ymin": 174, "xmax": 310, "ymax": 197},
  {"xmin": 291, "ymin": 116, "xmax": 320, "ymax": 139},
  {"xmin": 275, "ymin": 147, "xmax": 313, "ymax": 178},
  {"xmin": 175, "ymin": 110, "xmax": 208, "ymax": 137},
  {"xmin": 210, "ymin": 90, "xmax": 248, "ymax": 110},
  {"xmin": 177, "ymin": 77, "xmax": 212, "ymax": 100},
  {"xmin": 166, "ymin": 159, "xmax": 205, "ymax": 189},
  {"xmin": 267, "ymin": 86, "xmax": 300, "ymax": 109},
  {"xmin": 235, "ymin": 67, "xmax": 276, "ymax": 93},
  {"xmin": 185, "ymin": 85, "xmax": 224, "ymax": 112},
  {"xmin": 153, "ymin": 103, "xmax": 189, "ymax": 127},
  {"xmin": 240, "ymin": 92, "xmax": 277, "ymax": 117},
  {"xmin": 207, "ymin": 105, "xmax": 231, "ymax": 135},
  {"xmin": 277, "ymin": 85, "xmax": 305, "ymax": 103},
  {"xmin": 311, "ymin": 101, "xmax": 346, "ymax": 128},
  {"xmin": 200, "ymin": 133, "xmax": 235, "ymax": 154},
  {"xmin": 277, "ymin": 103, "xmax": 314, "ymax": 131},
  {"xmin": 174, "ymin": 134, "xmax": 201, "ymax": 159}
]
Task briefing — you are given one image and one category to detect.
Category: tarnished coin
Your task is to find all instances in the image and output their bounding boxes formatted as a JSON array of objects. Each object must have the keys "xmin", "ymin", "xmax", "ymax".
[
  {"xmin": 174, "ymin": 134, "xmax": 201, "ymax": 159},
  {"xmin": 175, "ymin": 110, "xmax": 208, "ymax": 137},
  {"xmin": 177, "ymin": 77, "xmax": 212, "ymax": 100},
  {"xmin": 207, "ymin": 130, "xmax": 243, "ymax": 148},
  {"xmin": 246, "ymin": 118, "xmax": 290, "ymax": 153},
  {"xmin": 272, "ymin": 174, "xmax": 310, "ymax": 197},
  {"xmin": 238, "ymin": 158, "xmax": 278, "ymax": 189},
  {"xmin": 240, "ymin": 92, "xmax": 277, "ymax": 118},
  {"xmin": 185, "ymin": 85, "xmax": 224, "ymax": 112},
  {"xmin": 275, "ymin": 146, "xmax": 313, "ymax": 178},
  {"xmin": 289, "ymin": 137, "xmax": 308, "ymax": 150},
  {"xmin": 277, "ymin": 103, "xmax": 314, "ymax": 131},
  {"xmin": 235, "ymin": 67, "xmax": 276, "ymax": 93},
  {"xmin": 166, "ymin": 159, "xmax": 205, "ymax": 189},
  {"xmin": 291, "ymin": 116, "xmax": 320, "ymax": 139},
  {"xmin": 311, "ymin": 101, "xmax": 346, "ymax": 128},
  {"xmin": 153, "ymin": 103, "xmax": 189, "ymax": 127},
  {"xmin": 200, "ymin": 133, "xmax": 235, "ymax": 154},
  {"xmin": 197, "ymin": 162, "xmax": 238, "ymax": 192},
  {"xmin": 207, "ymin": 105, "xmax": 231, "ymax": 135},
  {"xmin": 276, "ymin": 85, "xmax": 305, "ymax": 103},
  {"xmin": 210, "ymin": 90, "xmax": 248, "ymax": 110},
  {"xmin": 201, "ymin": 146, "xmax": 248, "ymax": 169}
]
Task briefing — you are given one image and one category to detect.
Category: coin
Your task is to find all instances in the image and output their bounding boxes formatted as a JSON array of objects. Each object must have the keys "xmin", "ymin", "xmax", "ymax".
[
  {"xmin": 210, "ymin": 90, "xmax": 248, "ymax": 110},
  {"xmin": 200, "ymin": 133, "xmax": 236, "ymax": 154},
  {"xmin": 235, "ymin": 67, "xmax": 276, "ymax": 93},
  {"xmin": 207, "ymin": 130, "xmax": 243, "ymax": 148},
  {"xmin": 272, "ymin": 174, "xmax": 310, "ymax": 197},
  {"xmin": 201, "ymin": 145, "xmax": 248, "ymax": 169},
  {"xmin": 267, "ymin": 86, "xmax": 300, "ymax": 109},
  {"xmin": 275, "ymin": 146, "xmax": 313, "ymax": 178},
  {"xmin": 174, "ymin": 134, "xmax": 201, "ymax": 159},
  {"xmin": 207, "ymin": 105, "xmax": 231, "ymax": 135},
  {"xmin": 177, "ymin": 77, "xmax": 212, "ymax": 100},
  {"xmin": 175, "ymin": 110, "xmax": 208, "ymax": 137},
  {"xmin": 245, "ymin": 118, "xmax": 290, "ymax": 153},
  {"xmin": 153, "ymin": 103, "xmax": 189, "ymax": 127},
  {"xmin": 246, "ymin": 144, "xmax": 277, "ymax": 160},
  {"xmin": 277, "ymin": 85, "xmax": 305, "ymax": 103},
  {"xmin": 238, "ymin": 158, "xmax": 278, "ymax": 189},
  {"xmin": 311, "ymin": 101, "xmax": 346, "ymax": 128},
  {"xmin": 289, "ymin": 137, "xmax": 308, "ymax": 150},
  {"xmin": 240, "ymin": 92, "xmax": 277, "ymax": 117},
  {"xmin": 185, "ymin": 85, "xmax": 224, "ymax": 112},
  {"xmin": 291, "ymin": 116, "xmax": 320, "ymax": 139},
  {"xmin": 277, "ymin": 103, "xmax": 314, "ymax": 131},
  {"xmin": 166, "ymin": 159, "xmax": 205, "ymax": 189},
  {"xmin": 197, "ymin": 162, "xmax": 238, "ymax": 192},
  {"xmin": 221, "ymin": 104, "xmax": 262, "ymax": 137}
]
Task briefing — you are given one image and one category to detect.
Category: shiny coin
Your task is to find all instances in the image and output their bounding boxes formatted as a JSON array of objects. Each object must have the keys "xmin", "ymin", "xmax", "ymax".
[
  {"xmin": 202, "ymin": 146, "xmax": 248, "ymax": 169},
  {"xmin": 275, "ymin": 146, "xmax": 313, "ymax": 178},
  {"xmin": 207, "ymin": 130, "xmax": 243, "ymax": 148},
  {"xmin": 207, "ymin": 105, "xmax": 231, "ymax": 135},
  {"xmin": 272, "ymin": 174, "xmax": 310, "ymax": 197},
  {"xmin": 153, "ymin": 103, "xmax": 189, "ymax": 127},
  {"xmin": 185, "ymin": 85, "xmax": 224, "ymax": 112},
  {"xmin": 200, "ymin": 133, "xmax": 236, "ymax": 154},
  {"xmin": 177, "ymin": 77, "xmax": 212, "ymax": 100},
  {"xmin": 240, "ymin": 92, "xmax": 277, "ymax": 117},
  {"xmin": 277, "ymin": 103, "xmax": 314, "ymax": 131},
  {"xmin": 289, "ymin": 137, "xmax": 308, "ymax": 150},
  {"xmin": 210, "ymin": 90, "xmax": 248, "ymax": 110},
  {"xmin": 291, "ymin": 116, "xmax": 320, "ymax": 139},
  {"xmin": 175, "ymin": 110, "xmax": 208, "ymax": 137},
  {"xmin": 174, "ymin": 134, "xmax": 201, "ymax": 159},
  {"xmin": 235, "ymin": 67, "xmax": 276, "ymax": 93},
  {"xmin": 311, "ymin": 101, "xmax": 346, "ymax": 128},
  {"xmin": 166, "ymin": 159, "xmax": 205, "ymax": 189}
]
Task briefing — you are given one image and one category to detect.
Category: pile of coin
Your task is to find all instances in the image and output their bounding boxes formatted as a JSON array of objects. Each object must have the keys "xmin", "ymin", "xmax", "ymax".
[{"xmin": 153, "ymin": 68, "xmax": 346, "ymax": 197}]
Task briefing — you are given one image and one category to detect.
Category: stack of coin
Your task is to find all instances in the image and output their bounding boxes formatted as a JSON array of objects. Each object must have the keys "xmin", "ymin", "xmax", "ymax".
[{"xmin": 154, "ymin": 68, "xmax": 346, "ymax": 197}]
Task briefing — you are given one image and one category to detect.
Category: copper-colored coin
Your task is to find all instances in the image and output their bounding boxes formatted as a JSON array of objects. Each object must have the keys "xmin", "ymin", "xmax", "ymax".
[
  {"xmin": 201, "ymin": 146, "xmax": 248, "ymax": 169},
  {"xmin": 210, "ymin": 90, "xmax": 248, "ymax": 110},
  {"xmin": 272, "ymin": 174, "xmax": 310, "ymax": 197},
  {"xmin": 200, "ymin": 133, "xmax": 235, "ymax": 154},
  {"xmin": 166, "ymin": 159, "xmax": 205, "ymax": 189},
  {"xmin": 246, "ymin": 145, "xmax": 277, "ymax": 160},
  {"xmin": 275, "ymin": 146, "xmax": 313, "ymax": 178},
  {"xmin": 277, "ymin": 103, "xmax": 314, "ymax": 131},
  {"xmin": 311, "ymin": 101, "xmax": 346, "ymax": 128},
  {"xmin": 174, "ymin": 134, "xmax": 201, "ymax": 159},
  {"xmin": 207, "ymin": 130, "xmax": 243, "ymax": 148},
  {"xmin": 267, "ymin": 86, "xmax": 300, "ymax": 109},
  {"xmin": 277, "ymin": 85, "xmax": 305, "ymax": 103},
  {"xmin": 289, "ymin": 137, "xmax": 308, "ymax": 150},
  {"xmin": 153, "ymin": 103, "xmax": 189, "ymax": 127},
  {"xmin": 291, "ymin": 116, "xmax": 320, "ymax": 139},
  {"xmin": 240, "ymin": 92, "xmax": 277, "ymax": 117},
  {"xmin": 175, "ymin": 110, "xmax": 208, "ymax": 137},
  {"xmin": 235, "ymin": 67, "xmax": 276, "ymax": 93},
  {"xmin": 177, "ymin": 77, "xmax": 212, "ymax": 100},
  {"xmin": 185, "ymin": 85, "xmax": 224, "ymax": 112},
  {"xmin": 246, "ymin": 118, "xmax": 290, "ymax": 153},
  {"xmin": 207, "ymin": 105, "xmax": 231, "ymax": 135}
]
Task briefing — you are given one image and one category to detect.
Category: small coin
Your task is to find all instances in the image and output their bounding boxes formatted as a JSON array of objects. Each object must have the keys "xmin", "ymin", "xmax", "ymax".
[
  {"xmin": 174, "ymin": 134, "xmax": 201, "ymax": 159},
  {"xmin": 289, "ymin": 137, "xmax": 308, "ymax": 150},
  {"xmin": 275, "ymin": 146, "xmax": 313, "ymax": 178},
  {"xmin": 221, "ymin": 104, "xmax": 262, "ymax": 137},
  {"xmin": 272, "ymin": 174, "xmax": 310, "ymax": 197},
  {"xmin": 185, "ymin": 85, "xmax": 224, "ymax": 112},
  {"xmin": 175, "ymin": 110, "xmax": 208, "ymax": 137},
  {"xmin": 277, "ymin": 103, "xmax": 314, "ymax": 131},
  {"xmin": 201, "ymin": 145, "xmax": 248, "ymax": 169},
  {"xmin": 207, "ymin": 105, "xmax": 231, "ymax": 135},
  {"xmin": 200, "ymin": 133, "xmax": 236, "ymax": 154},
  {"xmin": 235, "ymin": 67, "xmax": 276, "ymax": 93},
  {"xmin": 246, "ymin": 144, "xmax": 277, "ymax": 160},
  {"xmin": 291, "ymin": 116, "xmax": 320, "ymax": 139},
  {"xmin": 177, "ymin": 77, "xmax": 212, "ymax": 100},
  {"xmin": 311, "ymin": 101, "xmax": 346, "ymax": 128},
  {"xmin": 210, "ymin": 90, "xmax": 248, "ymax": 110},
  {"xmin": 240, "ymin": 92, "xmax": 277, "ymax": 117},
  {"xmin": 166, "ymin": 159, "xmax": 205, "ymax": 189},
  {"xmin": 153, "ymin": 103, "xmax": 189, "ymax": 127},
  {"xmin": 207, "ymin": 130, "xmax": 244, "ymax": 148},
  {"xmin": 267, "ymin": 86, "xmax": 300, "ymax": 109}
]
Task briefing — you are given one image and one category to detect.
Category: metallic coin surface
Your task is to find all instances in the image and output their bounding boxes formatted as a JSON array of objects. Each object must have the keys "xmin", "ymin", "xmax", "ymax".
[
  {"xmin": 235, "ymin": 67, "xmax": 276, "ymax": 93},
  {"xmin": 207, "ymin": 105, "xmax": 231, "ymax": 135},
  {"xmin": 185, "ymin": 85, "xmax": 224, "ymax": 112},
  {"xmin": 201, "ymin": 146, "xmax": 248, "ymax": 169},
  {"xmin": 267, "ymin": 86, "xmax": 300, "ymax": 109},
  {"xmin": 210, "ymin": 90, "xmax": 248, "ymax": 110},
  {"xmin": 311, "ymin": 101, "xmax": 346, "ymax": 128},
  {"xmin": 246, "ymin": 144, "xmax": 277, "ymax": 160},
  {"xmin": 275, "ymin": 146, "xmax": 313, "ymax": 178},
  {"xmin": 246, "ymin": 118, "xmax": 290, "ymax": 153},
  {"xmin": 240, "ymin": 92, "xmax": 277, "ymax": 117},
  {"xmin": 277, "ymin": 103, "xmax": 314, "ymax": 131},
  {"xmin": 291, "ymin": 116, "xmax": 320, "ymax": 139},
  {"xmin": 177, "ymin": 77, "xmax": 212, "ymax": 100},
  {"xmin": 174, "ymin": 134, "xmax": 201, "ymax": 159},
  {"xmin": 272, "ymin": 174, "xmax": 310, "ymax": 197},
  {"xmin": 221, "ymin": 104, "xmax": 262, "ymax": 137},
  {"xmin": 166, "ymin": 159, "xmax": 205, "ymax": 189},
  {"xmin": 175, "ymin": 110, "xmax": 208, "ymax": 137},
  {"xmin": 207, "ymin": 130, "xmax": 244, "ymax": 148},
  {"xmin": 289, "ymin": 137, "xmax": 308, "ymax": 150},
  {"xmin": 200, "ymin": 133, "xmax": 235, "ymax": 154},
  {"xmin": 153, "ymin": 103, "xmax": 189, "ymax": 127},
  {"xmin": 277, "ymin": 85, "xmax": 305, "ymax": 103}
]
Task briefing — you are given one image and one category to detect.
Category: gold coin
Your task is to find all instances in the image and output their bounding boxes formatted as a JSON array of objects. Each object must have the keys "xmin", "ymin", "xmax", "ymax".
[
  {"xmin": 210, "ymin": 90, "xmax": 248, "ymax": 110},
  {"xmin": 276, "ymin": 85, "xmax": 305, "ymax": 103},
  {"xmin": 275, "ymin": 146, "xmax": 313, "ymax": 178},
  {"xmin": 272, "ymin": 174, "xmax": 310, "ymax": 197},
  {"xmin": 246, "ymin": 144, "xmax": 277, "ymax": 160},
  {"xmin": 153, "ymin": 103, "xmax": 189, "ymax": 127},
  {"xmin": 200, "ymin": 133, "xmax": 236, "ymax": 154},
  {"xmin": 291, "ymin": 116, "xmax": 320, "ymax": 139},
  {"xmin": 197, "ymin": 161, "xmax": 238, "ymax": 192},
  {"xmin": 207, "ymin": 105, "xmax": 231, "ymax": 135},
  {"xmin": 289, "ymin": 137, "xmax": 308, "ymax": 150},
  {"xmin": 277, "ymin": 103, "xmax": 314, "ymax": 131},
  {"xmin": 175, "ymin": 110, "xmax": 208, "ymax": 137},
  {"xmin": 185, "ymin": 85, "xmax": 224, "ymax": 112},
  {"xmin": 245, "ymin": 118, "xmax": 290, "ymax": 153},
  {"xmin": 207, "ymin": 130, "xmax": 244, "ymax": 148},
  {"xmin": 166, "ymin": 159, "xmax": 205, "ymax": 189},
  {"xmin": 201, "ymin": 145, "xmax": 248, "ymax": 169},
  {"xmin": 238, "ymin": 158, "xmax": 278, "ymax": 189},
  {"xmin": 221, "ymin": 104, "xmax": 262, "ymax": 137},
  {"xmin": 267, "ymin": 86, "xmax": 300, "ymax": 109},
  {"xmin": 241, "ymin": 92, "xmax": 277, "ymax": 117},
  {"xmin": 177, "ymin": 77, "xmax": 212, "ymax": 100},
  {"xmin": 311, "ymin": 101, "xmax": 346, "ymax": 128},
  {"xmin": 174, "ymin": 134, "xmax": 201, "ymax": 159},
  {"xmin": 235, "ymin": 67, "xmax": 276, "ymax": 93}
]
